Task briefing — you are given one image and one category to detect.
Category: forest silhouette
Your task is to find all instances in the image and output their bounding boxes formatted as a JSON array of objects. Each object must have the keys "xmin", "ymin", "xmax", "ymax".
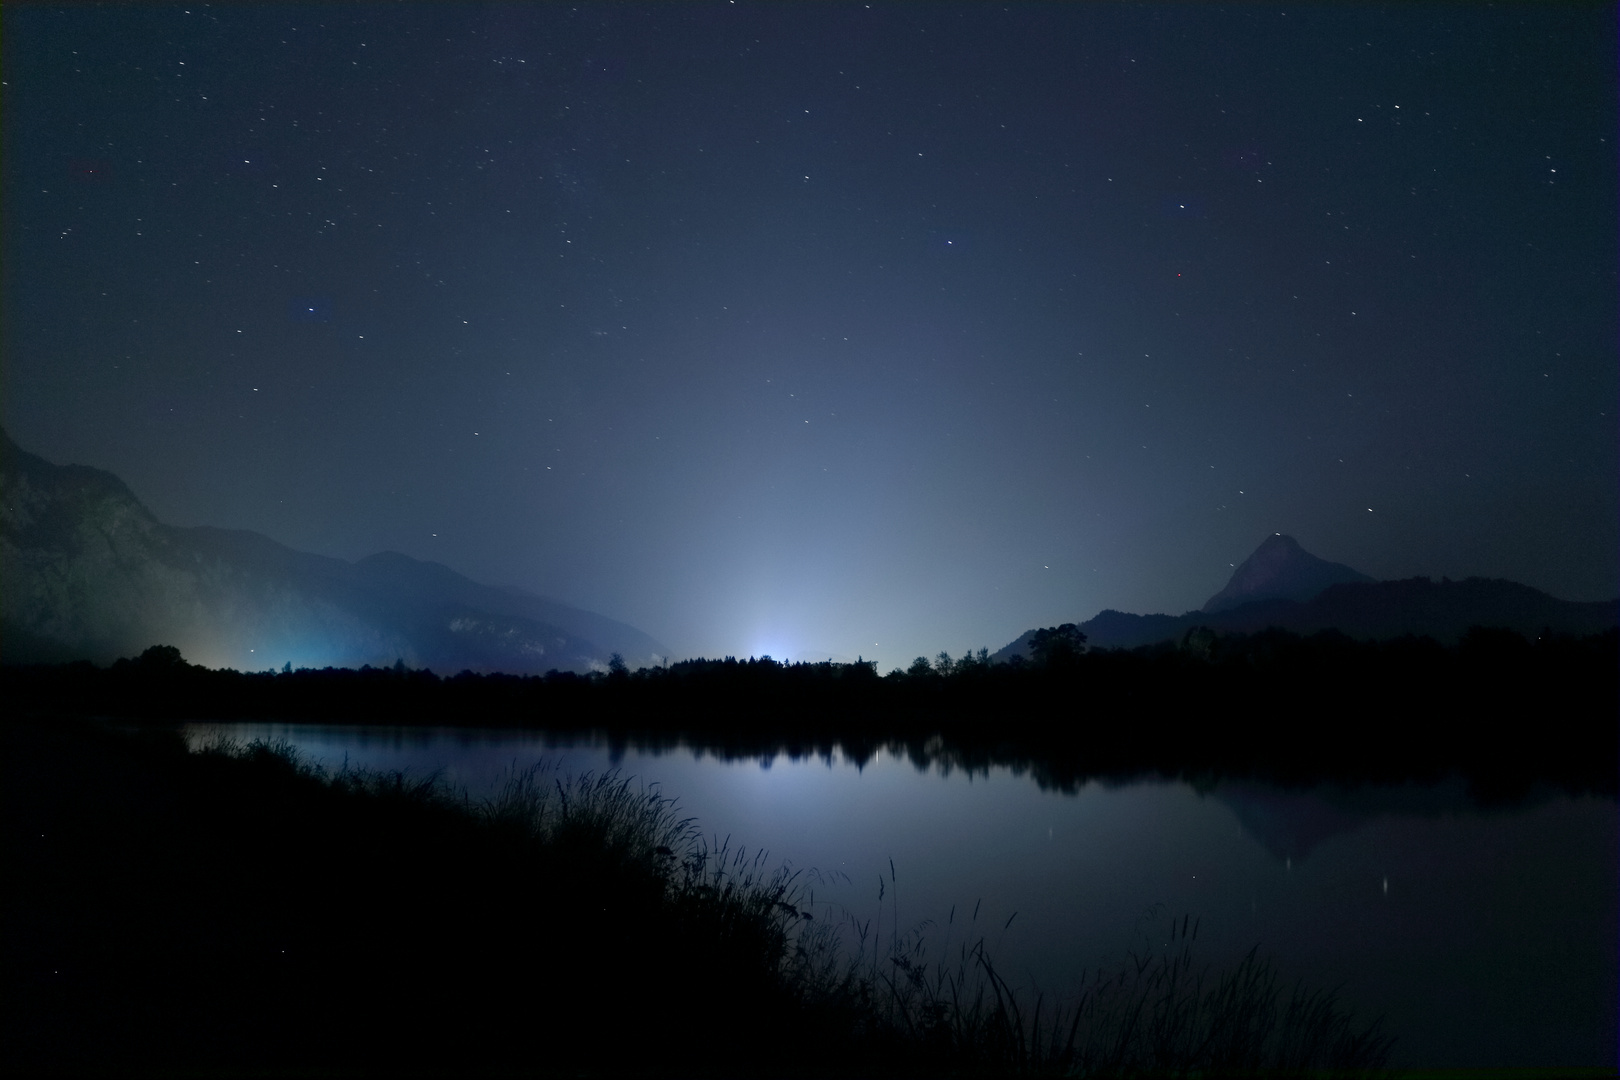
[
  {"xmin": 7, "ymin": 624, "xmax": 1614, "ymax": 797},
  {"xmin": 6, "ymin": 625, "xmax": 1612, "ymax": 1076}
]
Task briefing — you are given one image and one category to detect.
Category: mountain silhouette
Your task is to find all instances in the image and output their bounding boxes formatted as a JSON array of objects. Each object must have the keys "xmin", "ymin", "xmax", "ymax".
[
  {"xmin": 994, "ymin": 534, "xmax": 1617, "ymax": 658},
  {"xmin": 1202, "ymin": 533, "xmax": 1372, "ymax": 613},
  {"xmin": 0, "ymin": 428, "xmax": 667, "ymax": 673}
]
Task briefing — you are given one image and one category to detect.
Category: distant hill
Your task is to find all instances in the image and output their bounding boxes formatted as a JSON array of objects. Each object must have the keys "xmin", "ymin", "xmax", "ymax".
[
  {"xmin": 0, "ymin": 428, "xmax": 667, "ymax": 674},
  {"xmin": 994, "ymin": 534, "xmax": 1617, "ymax": 659}
]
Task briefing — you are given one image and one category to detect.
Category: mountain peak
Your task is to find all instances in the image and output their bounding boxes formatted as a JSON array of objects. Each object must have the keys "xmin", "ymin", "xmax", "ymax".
[{"xmin": 1203, "ymin": 533, "xmax": 1372, "ymax": 613}]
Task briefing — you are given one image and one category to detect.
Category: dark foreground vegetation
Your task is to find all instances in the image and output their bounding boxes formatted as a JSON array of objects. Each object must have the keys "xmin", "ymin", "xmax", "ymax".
[
  {"xmin": 3, "ymin": 717, "xmax": 1395, "ymax": 1078},
  {"xmin": 5, "ymin": 625, "xmax": 1615, "ymax": 797}
]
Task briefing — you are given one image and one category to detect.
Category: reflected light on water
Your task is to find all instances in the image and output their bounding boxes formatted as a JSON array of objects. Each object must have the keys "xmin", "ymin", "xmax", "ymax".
[{"xmin": 182, "ymin": 722, "xmax": 1617, "ymax": 1070}]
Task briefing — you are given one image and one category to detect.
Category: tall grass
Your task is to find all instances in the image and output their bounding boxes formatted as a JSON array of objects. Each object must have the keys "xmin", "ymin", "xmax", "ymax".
[
  {"xmin": 475, "ymin": 758, "xmax": 1392, "ymax": 1077},
  {"xmin": 190, "ymin": 741, "xmax": 1395, "ymax": 1077},
  {"xmin": 851, "ymin": 905, "xmax": 1396, "ymax": 1077},
  {"xmin": 481, "ymin": 760, "xmax": 830, "ymax": 991}
]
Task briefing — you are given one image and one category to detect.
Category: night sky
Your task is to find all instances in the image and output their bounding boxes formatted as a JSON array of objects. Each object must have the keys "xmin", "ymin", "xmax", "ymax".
[{"xmin": 5, "ymin": 3, "xmax": 1615, "ymax": 671}]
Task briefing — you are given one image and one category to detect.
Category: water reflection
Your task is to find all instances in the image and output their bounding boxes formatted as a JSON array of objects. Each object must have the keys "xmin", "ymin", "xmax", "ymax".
[{"xmin": 184, "ymin": 723, "xmax": 1616, "ymax": 1070}]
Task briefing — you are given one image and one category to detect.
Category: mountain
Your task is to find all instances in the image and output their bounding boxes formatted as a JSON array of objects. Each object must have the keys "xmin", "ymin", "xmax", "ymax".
[
  {"xmin": 1202, "ymin": 533, "xmax": 1372, "ymax": 613},
  {"xmin": 994, "ymin": 534, "xmax": 1617, "ymax": 659},
  {"xmin": 0, "ymin": 429, "xmax": 668, "ymax": 674}
]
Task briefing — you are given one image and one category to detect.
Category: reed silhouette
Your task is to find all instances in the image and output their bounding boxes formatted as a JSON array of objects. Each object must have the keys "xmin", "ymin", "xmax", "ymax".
[
  {"xmin": 4, "ymin": 717, "xmax": 1396, "ymax": 1077},
  {"xmin": 834, "ymin": 898, "xmax": 1394, "ymax": 1077}
]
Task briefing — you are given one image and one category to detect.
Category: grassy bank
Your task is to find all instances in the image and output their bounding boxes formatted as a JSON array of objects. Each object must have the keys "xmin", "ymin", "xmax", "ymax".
[{"xmin": 1, "ymin": 717, "xmax": 1394, "ymax": 1077}]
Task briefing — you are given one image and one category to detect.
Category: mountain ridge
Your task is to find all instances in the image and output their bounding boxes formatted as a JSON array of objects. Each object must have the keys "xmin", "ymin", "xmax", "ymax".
[
  {"xmin": 994, "ymin": 535, "xmax": 1617, "ymax": 660},
  {"xmin": 0, "ymin": 428, "xmax": 667, "ymax": 673}
]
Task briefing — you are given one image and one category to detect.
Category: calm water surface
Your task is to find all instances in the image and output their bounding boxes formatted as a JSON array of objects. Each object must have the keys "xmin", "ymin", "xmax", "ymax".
[{"xmin": 185, "ymin": 723, "xmax": 1617, "ymax": 1070}]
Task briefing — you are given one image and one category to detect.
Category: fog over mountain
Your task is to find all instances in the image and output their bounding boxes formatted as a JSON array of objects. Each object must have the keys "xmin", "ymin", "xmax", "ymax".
[
  {"xmin": 6, "ymin": 427, "xmax": 1613, "ymax": 676},
  {"xmin": 0, "ymin": 430, "xmax": 666, "ymax": 673}
]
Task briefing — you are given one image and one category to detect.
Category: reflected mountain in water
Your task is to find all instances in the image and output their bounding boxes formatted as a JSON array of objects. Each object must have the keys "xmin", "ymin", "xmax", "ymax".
[{"xmin": 1206, "ymin": 778, "xmax": 1567, "ymax": 863}]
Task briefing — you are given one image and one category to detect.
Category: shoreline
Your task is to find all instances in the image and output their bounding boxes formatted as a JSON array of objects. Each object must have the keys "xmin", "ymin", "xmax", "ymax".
[
  {"xmin": 6, "ymin": 626, "xmax": 1615, "ymax": 796},
  {"xmin": 4, "ymin": 715, "xmax": 1399, "ymax": 1078}
]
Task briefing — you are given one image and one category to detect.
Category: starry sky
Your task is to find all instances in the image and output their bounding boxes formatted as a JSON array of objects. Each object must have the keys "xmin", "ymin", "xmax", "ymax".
[{"xmin": 4, "ymin": 3, "xmax": 1615, "ymax": 671}]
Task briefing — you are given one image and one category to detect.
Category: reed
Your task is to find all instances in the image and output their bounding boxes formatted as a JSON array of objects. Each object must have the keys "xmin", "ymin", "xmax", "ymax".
[
  {"xmin": 798, "ymin": 893, "xmax": 1394, "ymax": 1077},
  {"xmin": 351, "ymin": 747, "xmax": 1396, "ymax": 1077},
  {"xmin": 460, "ymin": 753, "xmax": 1396, "ymax": 1077},
  {"xmin": 12, "ymin": 723, "xmax": 1392, "ymax": 1077}
]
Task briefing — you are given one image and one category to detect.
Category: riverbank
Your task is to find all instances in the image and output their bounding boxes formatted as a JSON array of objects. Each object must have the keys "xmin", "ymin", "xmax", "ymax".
[
  {"xmin": 4, "ymin": 717, "xmax": 842, "ymax": 1078},
  {"xmin": 3, "ymin": 716, "xmax": 1395, "ymax": 1078}
]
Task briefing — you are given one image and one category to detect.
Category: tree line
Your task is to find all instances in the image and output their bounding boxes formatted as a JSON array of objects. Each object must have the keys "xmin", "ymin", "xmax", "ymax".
[{"xmin": 4, "ymin": 624, "xmax": 1614, "ymax": 796}]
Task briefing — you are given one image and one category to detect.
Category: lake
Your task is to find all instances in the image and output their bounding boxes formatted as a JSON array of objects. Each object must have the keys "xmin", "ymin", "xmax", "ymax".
[{"xmin": 184, "ymin": 722, "xmax": 1616, "ymax": 1071}]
